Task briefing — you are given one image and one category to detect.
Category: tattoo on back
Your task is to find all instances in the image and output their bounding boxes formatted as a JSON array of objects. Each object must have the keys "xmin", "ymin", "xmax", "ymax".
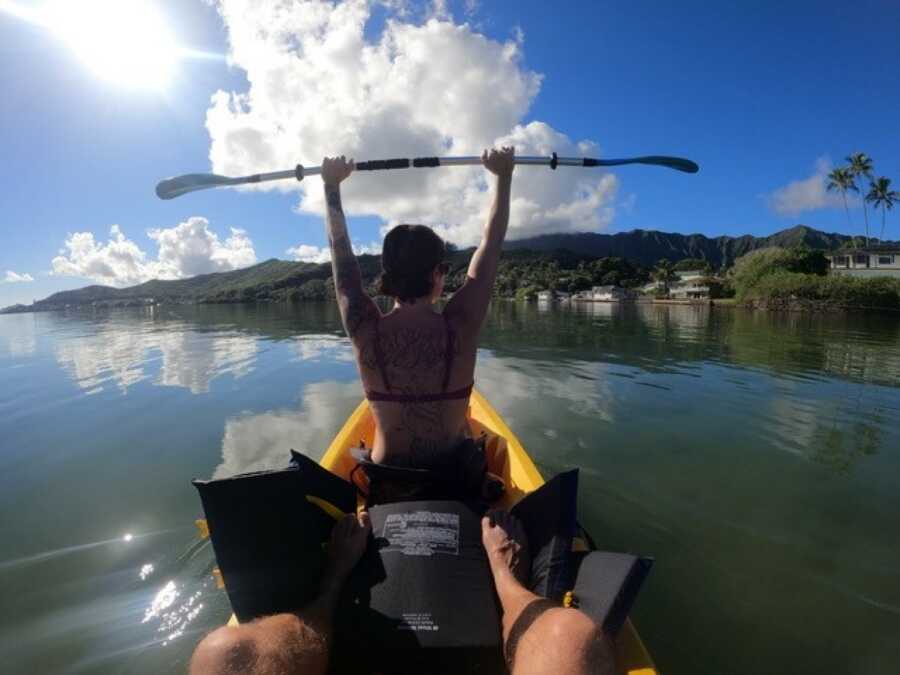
[{"xmin": 365, "ymin": 323, "xmax": 470, "ymax": 460}]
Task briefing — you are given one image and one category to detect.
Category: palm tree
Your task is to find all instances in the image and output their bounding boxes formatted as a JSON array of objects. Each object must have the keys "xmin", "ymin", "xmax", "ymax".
[
  {"xmin": 847, "ymin": 153, "xmax": 874, "ymax": 243},
  {"xmin": 652, "ymin": 260, "xmax": 677, "ymax": 297},
  {"xmin": 866, "ymin": 177, "xmax": 900, "ymax": 242},
  {"xmin": 826, "ymin": 167, "xmax": 860, "ymax": 243}
]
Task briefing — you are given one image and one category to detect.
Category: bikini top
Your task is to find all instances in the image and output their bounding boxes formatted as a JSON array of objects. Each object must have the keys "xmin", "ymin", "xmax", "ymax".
[{"xmin": 364, "ymin": 312, "xmax": 474, "ymax": 403}]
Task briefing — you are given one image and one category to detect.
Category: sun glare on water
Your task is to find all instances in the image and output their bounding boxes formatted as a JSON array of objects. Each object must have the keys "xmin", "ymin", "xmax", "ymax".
[{"xmin": 44, "ymin": 0, "xmax": 178, "ymax": 89}]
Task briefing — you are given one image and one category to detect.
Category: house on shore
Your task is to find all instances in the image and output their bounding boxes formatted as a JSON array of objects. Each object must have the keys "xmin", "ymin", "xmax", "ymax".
[
  {"xmin": 825, "ymin": 248, "xmax": 900, "ymax": 279},
  {"xmin": 537, "ymin": 290, "xmax": 573, "ymax": 302},
  {"xmin": 590, "ymin": 285, "xmax": 628, "ymax": 301},
  {"xmin": 643, "ymin": 269, "xmax": 712, "ymax": 299}
]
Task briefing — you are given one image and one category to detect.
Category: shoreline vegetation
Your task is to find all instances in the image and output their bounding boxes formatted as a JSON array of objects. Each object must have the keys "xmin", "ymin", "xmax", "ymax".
[{"xmin": 4, "ymin": 225, "xmax": 899, "ymax": 315}]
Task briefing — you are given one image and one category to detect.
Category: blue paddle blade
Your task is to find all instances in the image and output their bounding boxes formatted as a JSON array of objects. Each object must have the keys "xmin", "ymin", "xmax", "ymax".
[
  {"xmin": 586, "ymin": 156, "xmax": 699, "ymax": 173},
  {"xmin": 155, "ymin": 174, "xmax": 234, "ymax": 200}
]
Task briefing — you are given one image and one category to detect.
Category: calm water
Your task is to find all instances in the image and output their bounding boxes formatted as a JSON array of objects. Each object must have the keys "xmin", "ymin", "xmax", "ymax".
[{"xmin": 1, "ymin": 302, "xmax": 899, "ymax": 675}]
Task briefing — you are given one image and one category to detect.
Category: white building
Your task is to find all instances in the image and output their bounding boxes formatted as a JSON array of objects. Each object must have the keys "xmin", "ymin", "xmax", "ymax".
[
  {"xmin": 536, "ymin": 290, "xmax": 554, "ymax": 302},
  {"xmin": 591, "ymin": 285, "xmax": 627, "ymax": 301},
  {"xmin": 643, "ymin": 269, "xmax": 711, "ymax": 298},
  {"xmin": 669, "ymin": 278, "xmax": 710, "ymax": 299},
  {"xmin": 826, "ymin": 249, "xmax": 900, "ymax": 279}
]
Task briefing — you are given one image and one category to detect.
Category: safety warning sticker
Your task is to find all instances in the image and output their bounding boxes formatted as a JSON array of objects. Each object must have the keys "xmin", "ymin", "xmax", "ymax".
[
  {"xmin": 381, "ymin": 511, "xmax": 460, "ymax": 556},
  {"xmin": 398, "ymin": 613, "xmax": 439, "ymax": 632}
]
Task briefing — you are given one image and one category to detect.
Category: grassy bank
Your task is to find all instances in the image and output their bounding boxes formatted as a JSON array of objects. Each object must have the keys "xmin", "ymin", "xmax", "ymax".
[
  {"xmin": 740, "ymin": 272, "xmax": 900, "ymax": 311},
  {"xmin": 731, "ymin": 248, "xmax": 900, "ymax": 311}
]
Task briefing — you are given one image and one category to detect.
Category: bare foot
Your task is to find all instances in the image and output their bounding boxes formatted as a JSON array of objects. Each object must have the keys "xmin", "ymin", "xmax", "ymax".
[
  {"xmin": 481, "ymin": 509, "xmax": 530, "ymax": 585},
  {"xmin": 324, "ymin": 511, "xmax": 371, "ymax": 586}
]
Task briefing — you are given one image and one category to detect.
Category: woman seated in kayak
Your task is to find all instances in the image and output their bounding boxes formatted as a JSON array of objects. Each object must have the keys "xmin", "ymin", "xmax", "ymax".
[{"xmin": 320, "ymin": 147, "xmax": 514, "ymax": 479}]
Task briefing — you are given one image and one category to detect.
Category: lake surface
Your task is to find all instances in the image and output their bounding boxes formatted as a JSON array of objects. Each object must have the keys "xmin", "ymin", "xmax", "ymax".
[{"xmin": 1, "ymin": 301, "xmax": 899, "ymax": 675}]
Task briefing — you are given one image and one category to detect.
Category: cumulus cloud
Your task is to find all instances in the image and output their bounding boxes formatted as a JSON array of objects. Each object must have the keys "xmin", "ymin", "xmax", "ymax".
[
  {"xmin": 286, "ymin": 244, "xmax": 332, "ymax": 263},
  {"xmin": 206, "ymin": 0, "xmax": 618, "ymax": 245},
  {"xmin": 766, "ymin": 157, "xmax": 847, "ymax": 216},
  {"xmin": 51, "ymin": 217, "xmax": 257, "ymax": 286},
  {"xmin": 286, "ymin": 241, "xmax": 380, "ymax": 263},
  {"xmin": 4, "ymin": 271, "xmax": 34, "ymax": 283}
]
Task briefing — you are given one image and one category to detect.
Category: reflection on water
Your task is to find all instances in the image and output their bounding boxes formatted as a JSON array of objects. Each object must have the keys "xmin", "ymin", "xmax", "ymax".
[
  {"xmin": 0, "ymin": 312, "xmax": 38, "ymax": 358},
  {"xmin": 53, "ymin": 316, "xmax": 259, "ymax": 394},
  {"xmin": 1, "ymin": 302, "xmax": 900, "ymax": 674},
  {"xmin": 213, "ymin": 380, "xmax": 362, "ymax": 478}
]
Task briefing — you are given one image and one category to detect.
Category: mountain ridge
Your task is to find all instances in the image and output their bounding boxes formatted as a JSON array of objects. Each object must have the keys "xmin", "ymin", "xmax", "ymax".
[
  {"xmin": 504, "ymin": 224, "xmax": 866, "ymax": 267},
  {"xmin": 3, "ymin": 225, "xmax": 885, "ymax": 313}
]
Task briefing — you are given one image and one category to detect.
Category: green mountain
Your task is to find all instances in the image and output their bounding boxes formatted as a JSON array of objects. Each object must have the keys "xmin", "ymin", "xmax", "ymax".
[
  {"xmin": 3, "ymin": 257, "xmax": 376, "ymax": 312},
  {"xmin": 504, "ymin": 225, "xmax": 866, "ymax": 268},
  {"xmin": 2, "ymin": 226, "xmax": 876, "ymax": 314}
]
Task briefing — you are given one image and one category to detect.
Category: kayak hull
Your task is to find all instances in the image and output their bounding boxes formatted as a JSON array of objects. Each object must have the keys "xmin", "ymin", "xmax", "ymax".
[{"xmin": 319, "ymin": 389, "xmax": 659, "ymax": 675}]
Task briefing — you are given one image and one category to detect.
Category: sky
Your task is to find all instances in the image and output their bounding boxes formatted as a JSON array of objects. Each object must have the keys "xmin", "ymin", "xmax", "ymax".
[{"xmin": 1, "ymin": 0, "xmax": 899, "ymax": 307}]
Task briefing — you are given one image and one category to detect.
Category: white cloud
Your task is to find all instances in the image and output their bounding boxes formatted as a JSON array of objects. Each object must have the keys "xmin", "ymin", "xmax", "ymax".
[
  {"xmin": 148, "ymin": 218, "xmax": 256, "ymax": 278},
  {"xmin": 51, "ymin": 217, "xmax": 257, "ymax": 286},
  {"xmin": 766, "ymin": 157, "xmax": 847, "ymax": 216},
  {"xmin": 4, "ymin": 271, "xmax": 34, "ymax": 283},
  {"xmin": 286, "ymin": 244, "xmax": 332, "ymax": 263},
  {"xmin": 286, "ymin": 241, "xmax": 380, "ymax": 262},
  {"xmin": 206, "ymin": 0, "xmax": 618, "ymax": 245}
]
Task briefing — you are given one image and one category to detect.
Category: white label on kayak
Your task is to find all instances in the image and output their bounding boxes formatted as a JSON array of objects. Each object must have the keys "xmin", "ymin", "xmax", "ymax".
[
  {"xmin": 381, "ymin": 511, "xmax": 460, "ymax": 556},
  {"xmin": 398, "ymin": 612, "xmax": 439, "ymax": 632}
]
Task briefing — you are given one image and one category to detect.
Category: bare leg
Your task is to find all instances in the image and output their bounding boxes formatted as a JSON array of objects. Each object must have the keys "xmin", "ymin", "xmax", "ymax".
[
  {"xmin": 190, "ymin": 512, "xmax": 371, "ymax": 675},
  {"xmin": 481, "ymin": 511, "xmax": 619, "ymax": 675}
]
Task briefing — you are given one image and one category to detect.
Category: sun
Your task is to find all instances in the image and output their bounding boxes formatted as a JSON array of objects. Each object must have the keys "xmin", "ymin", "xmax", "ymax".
[{"xmin": 42, "ymin": 0, "xmax": 179, "ymax": 90}]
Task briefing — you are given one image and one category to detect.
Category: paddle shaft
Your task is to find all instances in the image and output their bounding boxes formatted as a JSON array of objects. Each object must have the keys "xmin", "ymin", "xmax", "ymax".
[{"xmin": 155, "ymin": 154, "xmax": 698, "ymax": 199}]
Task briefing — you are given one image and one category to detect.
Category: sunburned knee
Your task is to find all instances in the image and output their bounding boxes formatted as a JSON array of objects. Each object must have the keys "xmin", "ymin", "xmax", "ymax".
[
  {"xmin": 545, "ymin": 609, "xmax": 603, "ymax": 644},
  {"xmin": 190, "ymin": 626, "xmax": 259, "ymax": 675},
  {"xmin": 542, "ymin": 610, "xmax": 616, "ymax": 671}
]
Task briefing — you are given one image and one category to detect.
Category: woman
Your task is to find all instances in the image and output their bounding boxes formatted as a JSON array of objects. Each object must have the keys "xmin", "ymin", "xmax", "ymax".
[{"xmin": 320, "ymin": 146, "xmax": 514, "ymax": 472}]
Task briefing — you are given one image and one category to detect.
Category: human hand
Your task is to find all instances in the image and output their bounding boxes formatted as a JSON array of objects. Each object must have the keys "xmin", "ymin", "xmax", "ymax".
[
  {"xmin": 481, "ymin": 146, "xmax": 515, "ymax": 177},
  {"xmin": 327, "ymin": 511, "xmax": 371, "ymax": 581},
  {"xmin": 321, "ymin": 155, "xmax": 355, "ymax": 185}
]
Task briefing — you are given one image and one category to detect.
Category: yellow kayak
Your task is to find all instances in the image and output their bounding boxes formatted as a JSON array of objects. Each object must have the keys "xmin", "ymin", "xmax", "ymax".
[{"xmin": 318, "ymin": 388, "xmax": 659, "ymax": 675}]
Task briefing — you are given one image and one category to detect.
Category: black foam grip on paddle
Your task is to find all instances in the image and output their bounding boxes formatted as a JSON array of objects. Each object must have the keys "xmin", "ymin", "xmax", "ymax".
[
  {"xmin": 356, "ymin": 158, "xmax": 410, "ymax": 171},
  {"xmin": 583, "ymin": 158, "xmax": 600, "ymax": 167},
  {"xmin": 413, "ymin": 157, "xmax": 440, "ymax": 167},
  {"xmin": 295, "ymin": 164, "xmax": 304, "ymax": 182}
]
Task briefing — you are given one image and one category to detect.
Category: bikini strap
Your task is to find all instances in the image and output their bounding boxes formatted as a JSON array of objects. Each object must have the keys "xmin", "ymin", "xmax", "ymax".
[
  {"xmin": 372, "ymin": 318, "xmax": 392, "ymax": 393},
  {"xmin": 442, "ymin": 311, "xmax": 455, "ymax": 393}
]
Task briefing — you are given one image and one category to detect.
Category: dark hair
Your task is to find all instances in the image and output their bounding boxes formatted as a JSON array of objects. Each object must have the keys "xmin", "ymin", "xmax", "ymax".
[{"xmin": 378, "ymin": 224, "xmax": 446, "ymax": 302}]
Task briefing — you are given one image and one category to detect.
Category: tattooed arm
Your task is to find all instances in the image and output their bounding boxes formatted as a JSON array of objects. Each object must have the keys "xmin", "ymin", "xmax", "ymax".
[
  {"xmin": 444, "ymin": 146, "xmax": 514, "ymax": 333},
  {"xmin": 321, "ymin": 156, "xmax": 380, "ymax": 341}
]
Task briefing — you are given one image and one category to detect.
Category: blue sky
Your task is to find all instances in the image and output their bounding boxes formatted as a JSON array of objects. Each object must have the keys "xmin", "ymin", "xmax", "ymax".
[{"xmin": 2, "ymin": 0, "xmax": 899, "ymax": 307}]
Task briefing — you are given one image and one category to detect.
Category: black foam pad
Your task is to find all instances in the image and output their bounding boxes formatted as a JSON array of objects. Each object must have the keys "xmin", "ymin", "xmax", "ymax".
[
  {"xmin": 511, "ymin": 469, "xmax": 579, "ymax": 600},
  {"xmin": 570, "ymin": 551, "xmax": 653, "ymax": 636},
  {"xmin": 192, "ymin": 451, "xmax": 357, "ymax": 622}
]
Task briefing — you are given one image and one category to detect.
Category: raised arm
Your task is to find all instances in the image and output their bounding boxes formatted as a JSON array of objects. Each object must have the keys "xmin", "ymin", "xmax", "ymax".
[
  {"xmin": 445, "ymin": 146, "xmax": 515, "ymax": 331},
  {"xmin": 321, "ymin": 156, "xmax": 380, "ymax": 342}
]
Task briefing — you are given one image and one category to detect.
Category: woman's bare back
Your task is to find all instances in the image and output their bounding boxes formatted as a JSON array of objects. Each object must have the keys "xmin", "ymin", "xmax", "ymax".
[{"xmin": 355, "ymin": 307, "xmax": 476, "ymax": 466}]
